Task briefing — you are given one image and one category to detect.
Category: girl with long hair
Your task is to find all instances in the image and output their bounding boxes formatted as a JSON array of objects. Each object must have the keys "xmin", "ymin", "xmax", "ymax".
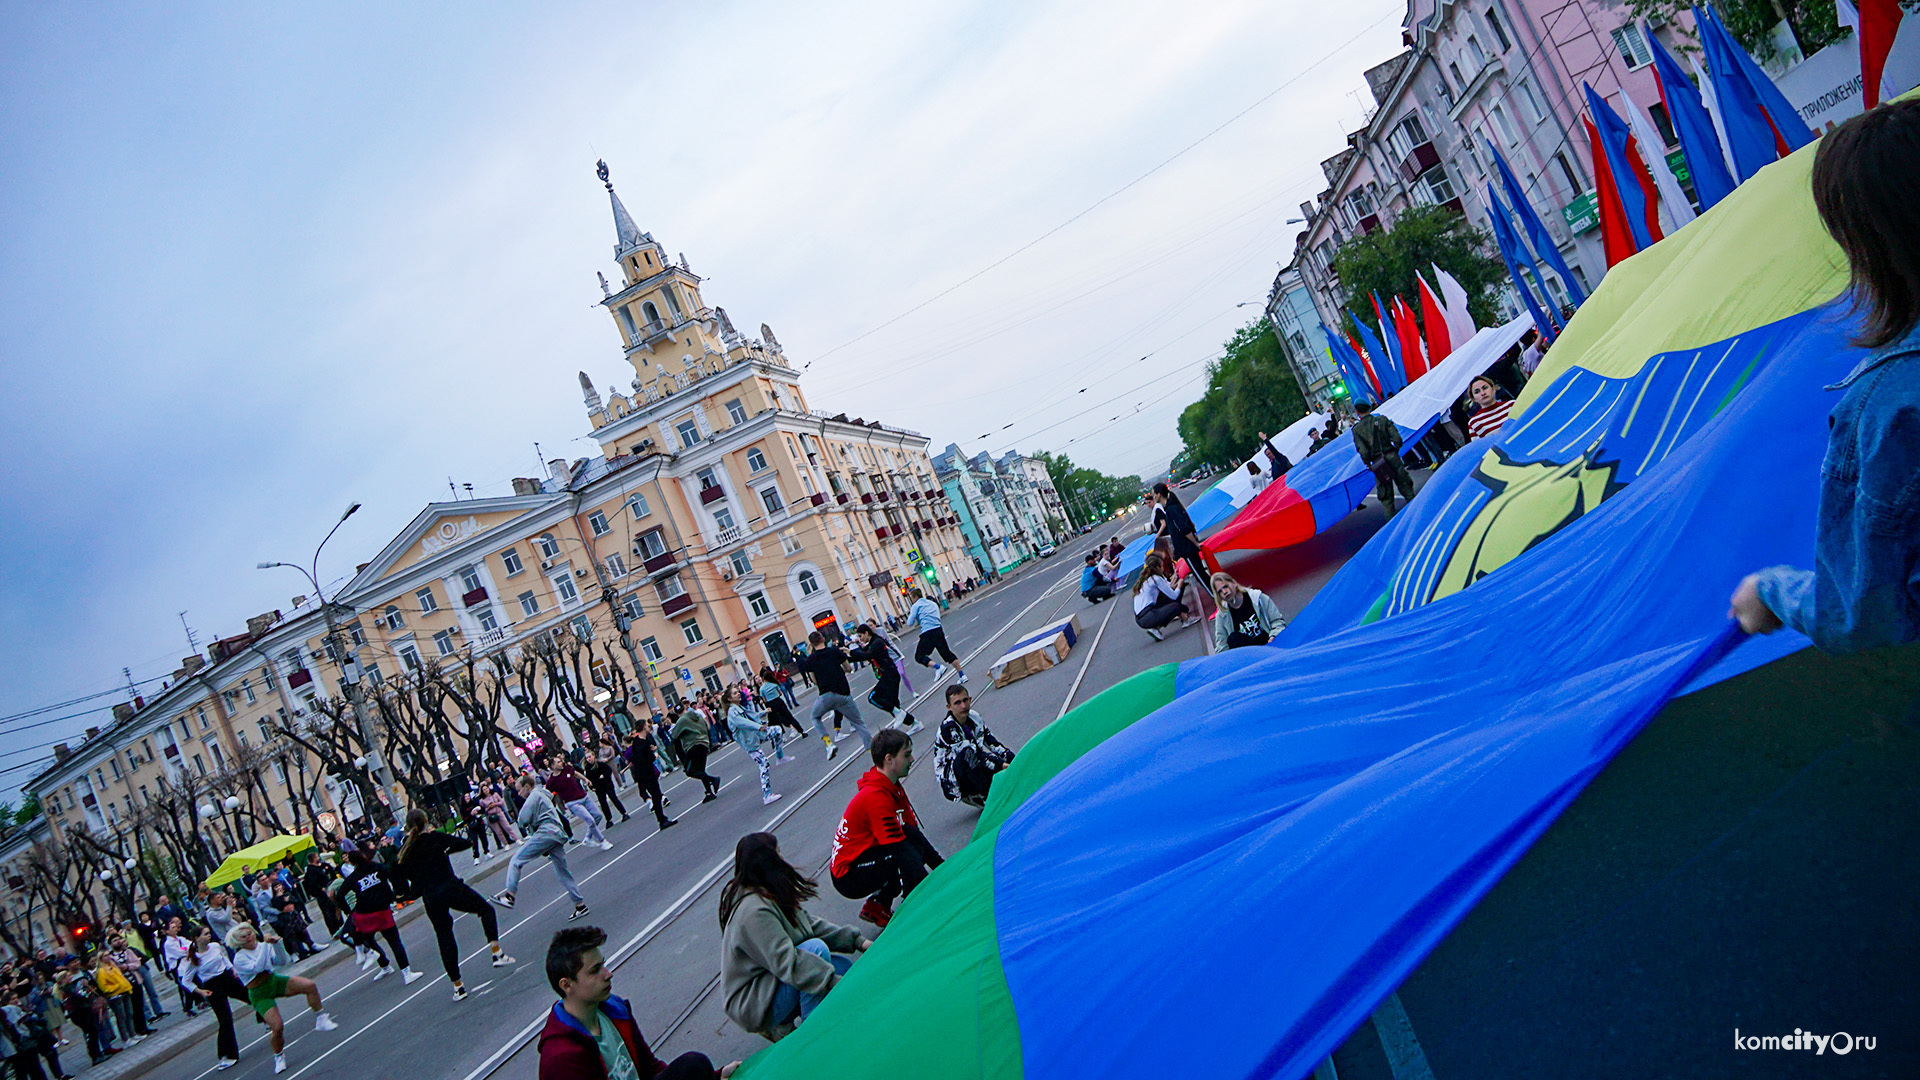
[
  {"xmin": 717, "ymin": 833, "xmax": 868, "ymax": 1042},
  {"xmin": 339, "ymin": 849, "xmax": 422, "ymax": 985},
  {"xmin": 394, "ymin": 810, "xmax": 516, "ymax": 1002},
  {"xmin": 1133, "ymin": 551, "xmax": 1198, "ymax": 641}
]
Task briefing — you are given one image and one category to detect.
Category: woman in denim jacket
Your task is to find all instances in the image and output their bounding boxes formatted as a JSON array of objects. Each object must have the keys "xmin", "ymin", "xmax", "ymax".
[{"xmin": 1731, "ymin": 100, "xmax": 1920, "ymax": 652}]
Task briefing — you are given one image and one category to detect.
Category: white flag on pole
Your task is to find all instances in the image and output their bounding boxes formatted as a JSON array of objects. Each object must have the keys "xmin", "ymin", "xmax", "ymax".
[
  {"xmin": 1621, "ymin": 84, "xmax": 1698, "ymax": 231},
  {"xmin": 1433, "ymin": 263, "xmax": 1478, "ymax": 348}
]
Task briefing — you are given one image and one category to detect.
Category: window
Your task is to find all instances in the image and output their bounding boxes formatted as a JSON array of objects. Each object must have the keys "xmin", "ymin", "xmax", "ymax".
[
  {"xmin": 660, "ymin": 683, "xmax": 682, "ymax": 709},
  {"xmin": 552, "ymin": 574, "xmax": 580, "ymax": 605},
  {"xmin": 700, "ymin": 665, "xmax": 723, "ymax": 693},
  {"xmin": 713, "ymin": 506, "xmax": 735, "ymax": 530},
  {"xmin": 747, "ymin": 591, "xmax": 771, "ymax": 619},
  {"xmin": 1448, "ymin": 61, "xmax": 1466, "ymax": 91},
  {"xmin": 696, "ymin": 466, "xmax": 720, "ymax": 491},
  {"xmin": 459, "ymin": 565, "xmax": 482, "ymax": 593},
  {"xmin": 725, "ymin": 399, "xmax": 748, "ymax": 425},
  {"xmin": 797, "ymin": 569, "xmax": 822, "ymax": 597},
  {"xmin": 538, "ymin": 534, "xmax": 561, "ymax": 559},
  {"xmin": 639, "ymin": 636, "xmax": 663, "ymax": 662},
  {"xmin": 384, "ymin": 605, "xmax": 405, "ymax": 630},
  {"xmin": 658, "ymin": 573, "xmax": 687, "ymax": 601},
  {"xmin": 434, "ymin": 631, "xmax": 455, "ymax": 656},
  {"xmin": 572, "ymin": 615, "xmax": 594, "ymax": 640},
  {"xmin": 606, "ymin": 553, "xmax": 627, "ymax": 578},
  {"xmin": 617, "ymin": 305, "xmax": 638, "ymax": 341},
  {"xmin": 1517, "ymin": 79, "xmax": 1546, "ymax": 124},
  {"xmin": 416, "ymin": 586, "xmax": 438, "ymax": 613},
  {"xmin": 348, "ymin": 624, "xmax": 365, "ymax": 646},
  {"xmin": 745, "ymin": 446, "xmax": 768, "ymax": 473},
  {"xmin": 681, "ymin": 618, "xmax": 705, "ymax": 646},
  {"xmin": 627, "ymin": 493, "xmax": 650, "ymax": 519},
  {"xmin": 1466, "ymin": 35, "xmax": 1487, "ymax": 70},
  {"xmin": 676, "ymin": 419, "xmax": 701, "ymax": 448},
  {"xmin": 1417, "ymin": 165, "xmax": 1457, "ymax": 205},
  {"xmin": 109, "ymin": 758, "xmax": 122, "ymax": 780},
  {"xmin": 192, "ymin": 755, "xmax": 206, "ymax": 776},
  {"xmin": 1610, "ymin": 23, "xmax": 1652, "ymax": 69},
  {"xmin": 197, "ymin": 706, "xmax": 210, "ymax": 731},
  {"xmin": 729, "ymin": 550, "xmax": 753, "ymax": 577},
  {"xmin": 476, "ymin": 606, "xmax": 500, "ymax": 633},
  {"xmin": 241, "ymin": 679, "xmax": 256, "ymax": 705},
  {"xmin": 780, "ymin": 529, "xmax": 803, "ymax": 556},
  {"xmin": 635, "ymin": 529, "xmax": 667, "ymax": 560},
  {"xmin": 622, "ymin": 597, "xmax": 645, "ymax": 620},
  {"xmin": 1647, "ymin": 101, "xmax": 1679, "ymax": 147},
  {"xmin": 1553, "ymin": 152, "xmax": 1583, "ymax": 196},
  {"xmin": 1387, "ymin": 115, "xmax": 1428, "ymax": 160},
  {"xmin": 399, "ymin": 644, "xmax": 422, "ymax": 671},
  {"xmin": 1489, "ymin": 105, "xmax": 1518, "ymax": 147},
  {"xmin": 1485, "ymin": 6, "xmax": 1512, "ymax": 50},
  {"xmin": 501, "ymin": 548, "xmax": 524, "ymax": 575},
  {"xmin": 518, "ymin": 590, "xmax": 541, "ymax": 617}
]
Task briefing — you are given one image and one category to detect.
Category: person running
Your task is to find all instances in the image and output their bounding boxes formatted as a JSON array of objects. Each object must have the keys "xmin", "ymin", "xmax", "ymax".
[
  {"xmin": 537, "ymin": 926, "xmax": 737, "ymax": 1080},
  {"xmin": 725, "ymin": 697, "xmax": 783, "ymax": 807},
  {"xmin": 1352, "ymin": 402, "xmax": 1414, "ymax": 517},
  {"xmin": 545, "ymin": 758, "xmax": 611, "ymax": 850},
  {"xmin": 341, "ymin": 849, "xmax": 424, "ymax": 984},
  {"xmin": 493, "ymin": 774, "xmax": 591, "ymax": 920},
  {"xmin": 932, "ymin": 685, "xmax": 1014, "ymax": 807},
  {"xmin": 848, "ymin": 624, "xmax": 920, "ymax": 734},
  {"xmin": 797, "ymin": 632, "xmax": 872, "ymax": 756},
  {"xmin": 184, "ymin": 926, "xmax": 250, "ymax": 1071},
  {"xmin": 225, "ymin": 924, "xmax": 337, "ymax": 1075},
  {"xmin": 828, "ymin": 730, "xmax": 943, "ymax": 929},
  {"xmin": 718, "ymin": 833, "xmax": 869, "ymax": 1042},
  {"xmin": 1210, "ymin": 571, "xmax": 1287, "ymax": 650},
  {"xmin": 394, "ymin": 810, "xmax": 517, "ymax": 1002},
  {"xmin": 670, "ymin": 705, "xmax": 723, "ymax": 803},
  {"xmin": 899, "ymin": 588, "xmax": 964, "ymax": 682},
  {"xmin": 624, "ymin": 725, "xmax": 677, "ymax": 831},
  {"xmin": 757, "ymin": 671, "xmax": 807, "ymax": 743},
  {"xmin": 584, "ymin": 747, "xmax": 631, "ymax": 826}
]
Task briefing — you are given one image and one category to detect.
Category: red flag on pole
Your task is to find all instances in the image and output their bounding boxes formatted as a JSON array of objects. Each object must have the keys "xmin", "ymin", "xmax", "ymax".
[
  {"xmin": 1840, "ymin": 0, "xmax": 1905, "ymax": 109},
  {"xmin": 1586, "ymin": 116, "xmax": 1639, "ymax": 268},
  {"xmin": 1417, "ymin": 273, "xmax": 1453, "ymax": 366},
  {"xmin": 1394, "ymin": 297, "xmax": 1427, "ymax": 380},
  {"xmin": 1349, "ymin": 333, "xmax": 1384, "ymax": 399}
]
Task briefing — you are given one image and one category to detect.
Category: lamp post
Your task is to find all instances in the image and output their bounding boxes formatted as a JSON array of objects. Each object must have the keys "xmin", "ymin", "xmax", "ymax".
[{"xmin": 259, "ymin": 502, "xmax": 402, "ymax": 830}]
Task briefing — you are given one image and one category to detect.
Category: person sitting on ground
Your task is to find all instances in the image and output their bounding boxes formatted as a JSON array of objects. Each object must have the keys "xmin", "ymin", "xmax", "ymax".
[
  {"xmin": 225, "ymin": 924, "xmax": 337, "ymax": 1075},
  {"xmin": 933, "ymin": 685, "xmax": 1015, "ymax": 807},
  {"xmin": 829, "ymin": 730, "xmax": 943, "ymax": 930},
  {"xmin": 538, "ymin": 926, "xmax": 736, "ymax": 1080},
  {"xmin": 1352, "ymin": 401, "xmax": 1415, "ymax": 518},
  {"xmin": 1133, "ymin": 551, "xmax": 1197, "ymax": 642},
  {"xmin": 1729, "ymin": 98, "xmax": 1920, "ymax": 655},
  {"xmin": 1464, "ymin": 375, "xmax": 1514, "ymax": 442},
  {"xmin": 1210, "ymin": 572, "xmax": 1287, "ymax": 650},
  {"xmin": 1246, "ymin": 459, "xmax": 1270, "ymax": 494},
  {"xmin": 718, "ymin": 833, "xmax": 870, "ymax": 1042},
  {"xmin": 1080, "ymin": 551, "xmax": 1113, "ymax": 603}
]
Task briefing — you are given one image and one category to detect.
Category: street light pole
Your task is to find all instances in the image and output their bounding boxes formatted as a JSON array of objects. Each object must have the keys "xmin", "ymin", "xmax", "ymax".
[{"xmin": 259, "ymin": 502, "xmax": 403, "ymax": 831}]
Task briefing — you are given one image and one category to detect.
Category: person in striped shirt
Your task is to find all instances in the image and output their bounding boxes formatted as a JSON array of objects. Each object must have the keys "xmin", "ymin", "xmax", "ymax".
[{"xmin": 1466, "ymin": 376, "xmax": 1515, "ymax": 441}]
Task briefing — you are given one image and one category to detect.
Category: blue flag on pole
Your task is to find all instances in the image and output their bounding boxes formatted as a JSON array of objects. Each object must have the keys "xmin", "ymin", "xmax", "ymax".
[
  {"xmin": 1698, "ymin": 4, "xmax": 1814, "ymax": 182},
  {"xmin": 1350, "ymin": 315, "xmax": 1401, "ymax": 395},
  {"xmin": 1584, "ymin": 83, "xmax": 1661, "ymax": 252},
  {"xmin": 1648, "ymin": 27, "xmax": 1737, "ymax": 210},
  {"xmin": 1490, "ymin": 149, "xmax": 1587, "ymax": 307},
  {"xmin": 1322, "ymin": 326, "xmax": 1376, "ymax": 405},
  {"xmin": 1485, "ymin": 187, "xmax": 1559, "ymax": 340},
  {"xmin": 1369, "ymin": 293, "xmax": 1408, "ymax": 392}
]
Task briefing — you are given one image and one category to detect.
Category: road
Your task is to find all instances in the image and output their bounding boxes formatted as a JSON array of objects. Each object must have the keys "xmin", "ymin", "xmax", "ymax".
[{"xmin": 135, "ymin": 508, "xmax": 1216, "ymax": 1080}]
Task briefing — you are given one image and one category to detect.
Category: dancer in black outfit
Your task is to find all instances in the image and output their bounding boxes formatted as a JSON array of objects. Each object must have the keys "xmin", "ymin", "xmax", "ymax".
[
  {"xmin": 583, "ymin": 750, "xmax": 631, "ymax": 825},
  {"xmin": 393, "ymin": 810, "xmax": 515, "ymax": 1001},
  {"xmin": 625, "ymin": 726, "xmax": 677, "ymax": 830}
]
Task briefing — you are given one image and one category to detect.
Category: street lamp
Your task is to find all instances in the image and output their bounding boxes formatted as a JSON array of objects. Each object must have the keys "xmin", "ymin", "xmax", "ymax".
[{"xmin": 259, "ymin": 501, "xmax": 401, "ymax": 829}]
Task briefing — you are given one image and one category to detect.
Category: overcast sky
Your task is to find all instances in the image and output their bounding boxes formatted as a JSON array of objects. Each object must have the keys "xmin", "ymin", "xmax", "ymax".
[{"xmin": 0, "ymin": 0, "xmax": 1404, "ymax": 798}]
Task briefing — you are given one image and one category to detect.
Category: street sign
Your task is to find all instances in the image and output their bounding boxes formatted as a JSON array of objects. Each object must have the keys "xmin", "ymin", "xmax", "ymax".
[
  {"xmin": 1562, "ymin": 191, "xmax": 1599, "ymax": 234},
  {"xmin": 678, "ymin": 666, "xmax": 692, "ymax": 683},
  {"xmin": 1665, "ymin": 147, "xmax": 1690, "ymax": 186},
  {"xmin": 904, "ymin": 547, "xmax": 922, "ymax": 563},
  {"xmin": 867, "ymin": 570, "xmax": 894, "ymax": 587}
]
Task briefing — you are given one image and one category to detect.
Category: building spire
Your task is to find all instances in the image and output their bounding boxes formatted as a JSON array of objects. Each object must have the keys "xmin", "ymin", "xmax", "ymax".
[
  {"xmin": 596, "ymin": 159, "xmax": 647, "ymax": 253},
  {"xmin": 579, "ymin": 371, "xmax": 604, "ymax": 413}
]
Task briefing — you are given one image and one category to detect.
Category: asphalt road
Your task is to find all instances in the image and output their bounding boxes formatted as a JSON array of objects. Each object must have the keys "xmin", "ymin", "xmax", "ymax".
[{"xmin": 133, "ymin": 508, "xmax": 1211, "ymax": 1080}]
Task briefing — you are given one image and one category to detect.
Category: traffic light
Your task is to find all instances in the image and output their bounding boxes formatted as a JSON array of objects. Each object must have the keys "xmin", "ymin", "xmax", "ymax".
[
  {"xmin": 921, "ymin": 565, "xmax": 937, "ymax": 584},
  {"xmin": 1329, "ymin": 380, "xmax": 1349, "ymax": 400}
]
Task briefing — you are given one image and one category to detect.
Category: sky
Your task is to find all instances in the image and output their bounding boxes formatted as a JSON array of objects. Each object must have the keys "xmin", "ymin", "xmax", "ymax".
[{"xmin": 0, "ymin": 0, "xmax": 1406, "ymax": 799}]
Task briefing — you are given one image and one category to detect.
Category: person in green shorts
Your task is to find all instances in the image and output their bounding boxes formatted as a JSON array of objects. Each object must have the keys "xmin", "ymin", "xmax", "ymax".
[{"xmin": 225, "ymin": 924, "xmax": 337, "ymax": 1074}]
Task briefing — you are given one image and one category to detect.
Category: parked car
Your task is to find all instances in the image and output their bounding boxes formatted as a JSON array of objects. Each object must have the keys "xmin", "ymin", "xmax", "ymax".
[{"xmin": 1038, "ymin": 544, "xmax": 1057, "ymax": 558}]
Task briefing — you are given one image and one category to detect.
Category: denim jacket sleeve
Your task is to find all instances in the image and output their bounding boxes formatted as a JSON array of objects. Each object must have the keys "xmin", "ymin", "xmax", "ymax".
[{"xmin": 1754, "ymin": 342, "xmax": 1920, "ymax": 653}]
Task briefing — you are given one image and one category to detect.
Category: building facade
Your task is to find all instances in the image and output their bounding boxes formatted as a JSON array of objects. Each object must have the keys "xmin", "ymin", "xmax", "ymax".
[{"xmin": 1264, "ymin": 267, "xmax": 1345, "ymax": 411}]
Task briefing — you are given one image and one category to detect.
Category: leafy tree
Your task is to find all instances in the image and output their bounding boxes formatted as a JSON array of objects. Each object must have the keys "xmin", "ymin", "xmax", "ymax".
[
  {"xmin": 1174, "ymin": 318, "xmax": 1310, "ymax": 472},
  {"xmin": 13, "ymin": 795, "xmax": 37, "ymax": 826},
  {"xmin": 1032, "ymin": 451, "xmax": 1143, "ymax": 524},
  {"xmin": 1625, "ymin": 0, "xmax": 1848, "ymax": 64},
  {"xmin": 1329, "ymin": 205, "xmax": 1506, "ymax": 337}
]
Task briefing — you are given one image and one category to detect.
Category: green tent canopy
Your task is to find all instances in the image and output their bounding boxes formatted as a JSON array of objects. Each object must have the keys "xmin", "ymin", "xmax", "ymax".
[{"xmin": 203, "ymin": 833, "xmax": 316, "ymax": 889}]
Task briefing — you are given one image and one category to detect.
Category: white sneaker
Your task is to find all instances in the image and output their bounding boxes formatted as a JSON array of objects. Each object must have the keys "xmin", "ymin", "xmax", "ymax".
[
  {"xmin": 451, "ymin": 985, "xmax": 470, "ymax": 1002},
  {"xmin": 1145, "ymin": 627, "xmax": 1164, "ymax": 642},
  {"xmin": 357, "ymin": 950, "xmax": 375, "ymax": 971},
  {"xmin": 314, "ymin": 1013, "xmax": 338, "ymax": 1032},
  {"xmin": 216, "ymin": 1058, "xmax": 239, "ymax": 1070},
  {"xmin": 931, "ymin": 661, "xmax": 945, "ymax": 675},
  {"xmin": 371, "ymin": 967, "xmax": 389, "ymax": 981},
  {"xmin": 491, "ymin": 952, "xmax": 517, "ymax": 967},
  {"xmin": 491, "ymin": 890, "xmax": 515, "ymax": 908},
  {"xmin": 598, "ymin": 840, "xmax": 613, "ymax": 851},
  {"xmin": 762, "ymin": 792, "xmax": 783, "ymax": 806},
  {"xmin": 957, "ymin": 671, "xmax": 969, "ymax": 684},
  {"xmin": 401, "ymin": 969, "xmax": 424, "ymax": 985},
  {"xmin": 825, "ymin": 743, "xmax": 839, "ymax": 761},
  {"xmin": 274, "ymin": 1054, "xmax": 287, "ymax": 1074}
]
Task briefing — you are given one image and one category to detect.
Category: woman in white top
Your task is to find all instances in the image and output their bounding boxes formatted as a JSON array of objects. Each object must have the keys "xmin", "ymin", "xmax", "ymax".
[
  {"xmin": 186, "ymin": 925, "xmax": 251, "ymax": 1070},
  {"xmin": 1132, "ymin": 551, "xmax": 1198, "ymax": 641},
  {"xmin": 225, "ymin": 924, "xmax": 337, "ymax": 1074}
]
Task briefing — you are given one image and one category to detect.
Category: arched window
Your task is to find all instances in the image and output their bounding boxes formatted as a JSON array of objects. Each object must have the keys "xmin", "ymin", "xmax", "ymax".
[
  {"xmin": 538, "ymin": 533, "xmax": 560, "ymax": 559},
  {"xmin": 383, "ymin": 605, "xmax": 404, "ymax": 630},
  {"xmin": 797, "ymin": 570, "xmax": 821, "ymax": 597},
  {"xmin": 642, "ymin": 301, "xmax": 662, "ymax": 326}
]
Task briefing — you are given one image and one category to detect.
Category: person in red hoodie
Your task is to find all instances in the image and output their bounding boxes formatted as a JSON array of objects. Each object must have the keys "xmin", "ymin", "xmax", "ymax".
[
  {"xmin": 537, "ymin": 926, "xmax": 738, "ymax": 1080},
  {"xmin": 828, "ymin": 729, "xmax": 944, "ymax": 928}
]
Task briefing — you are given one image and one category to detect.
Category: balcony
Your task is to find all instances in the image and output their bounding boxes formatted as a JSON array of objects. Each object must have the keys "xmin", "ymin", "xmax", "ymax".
[
  {"xmin": 714, "ymin": 523, "xmax": 747, "ymax": 548},
  {"xmin": 661, "ymin": 593, "xmax": 694, "ymax": 617},
  {"xmin": 860, "ymin": 492, "xmax": 874, "ymax": 504},
  {"xmin": 462, "ymin": 586, "xmax": 489, "ymax": 607},
  {"xmin": 1397, "ymin": 141, "xmax": 1441, "ymax": 184},
  {"xmin": 875, "ymin": 491, "xmax": 891, "ymax": 503},
  {"xmin": 643, "ymin": 550, "xmax": 679, "ymax": 576},
  {"xmin": 699, "ymin": 486, "xmax": 727, "ymax": 506},
  {"xmin": 287, "ymin": 668, "xmax": 313, "ymax": 690},
  {"xmin": 809, "ymin": 492, "xmax": 827, "ymax": 506},
  {"xmin": 874, "ymin": 525, "xmax": 892, "ymax": 540},
  {"xmin": 835, "ymin": 492, "xmax": 851, "ymax": 505}
]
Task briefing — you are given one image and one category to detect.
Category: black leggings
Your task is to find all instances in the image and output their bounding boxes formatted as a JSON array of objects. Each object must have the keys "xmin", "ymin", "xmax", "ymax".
[
  {"xmin": 831, "ymin": 832, "xmax": 942, "ymax": 907},
  {"xmin": 682, "ymin": 745, "xmax": 720, "ymax": 794},
  {"xmin": 424, "ymin": 882, "xmax": 499, "ymax": 984},
  {"xmin": 198, "ymin": 971, "xmax": 252, "ymax": 1062},
  {"xmin": 913, "ymin": 628, "xmax": 957, "ymax": 666},
  {"xmin": 630, "ymin": 768, "xmax": 670, "ymax": 824},
  {"xmin": 594, "ymin": 784, "xmax": 628, "ymax": 822},
  {"xmin": 355, "ymin": 921, "xmax": 410, "ymax": 969},
  {"xmin": 1136, "ymin": 596, "xmax": 1185, "ymax": 630}
]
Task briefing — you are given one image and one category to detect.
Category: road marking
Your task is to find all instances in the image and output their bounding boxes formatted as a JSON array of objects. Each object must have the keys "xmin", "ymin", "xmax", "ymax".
[
  {"xmin": 1372, "ymin": 993, "xmax": 1436, "ymax": 1080},
  {"xmin": 1055, "ymin": 596, "xmax": 1119, "ymax": 721}
]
